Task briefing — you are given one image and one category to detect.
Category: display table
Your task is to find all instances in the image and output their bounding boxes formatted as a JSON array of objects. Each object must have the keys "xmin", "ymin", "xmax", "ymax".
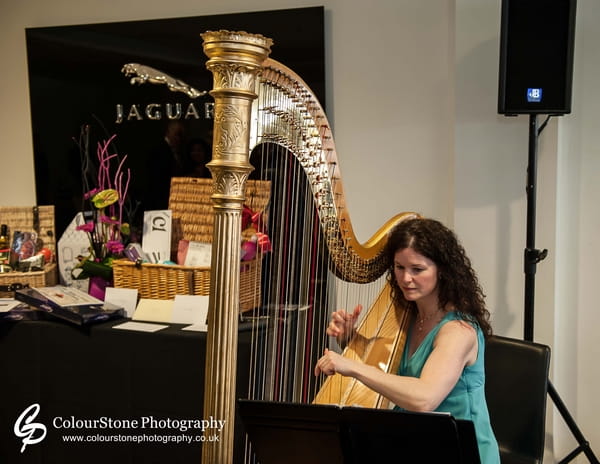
[{"xmin": 0, "ymin": 317, "xmax": 256, "ymax": 464}]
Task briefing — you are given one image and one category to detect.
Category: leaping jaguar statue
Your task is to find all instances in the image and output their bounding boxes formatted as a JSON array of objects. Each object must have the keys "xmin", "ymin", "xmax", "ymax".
[{"xmin": 121, "ymin": 63, "xmax": 207, "ymax": 99}]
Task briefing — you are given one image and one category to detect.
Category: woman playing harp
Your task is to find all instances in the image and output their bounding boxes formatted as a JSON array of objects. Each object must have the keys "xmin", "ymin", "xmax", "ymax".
[
  {"xmin": 315, "ymin": 217, "xmax": 500, "ymax": 464},
  {"xmin": 199, "ymin": 30, "xmax": 492, "ymax": 463}
]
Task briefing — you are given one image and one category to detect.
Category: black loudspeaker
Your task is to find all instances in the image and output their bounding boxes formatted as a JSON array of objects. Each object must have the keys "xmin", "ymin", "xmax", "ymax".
[{"xmin": 498, "ymin": 0, "xmax": 577, "ymax": 115}]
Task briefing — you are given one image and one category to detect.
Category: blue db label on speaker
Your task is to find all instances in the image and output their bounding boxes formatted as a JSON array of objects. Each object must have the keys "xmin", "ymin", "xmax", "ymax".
[{"xmin": 527, "ymin": 88, "xmax": 543, "ymax": 102}]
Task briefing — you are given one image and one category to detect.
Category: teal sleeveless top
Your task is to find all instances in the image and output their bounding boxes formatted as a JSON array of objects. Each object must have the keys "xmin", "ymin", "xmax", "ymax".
[{"xmin": 395, "ymin": 311, "xmax": 500, "ymax": 464}]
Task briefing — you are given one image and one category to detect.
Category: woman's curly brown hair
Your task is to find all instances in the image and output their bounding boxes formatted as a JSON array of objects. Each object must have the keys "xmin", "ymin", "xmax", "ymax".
[{"xmin": 384, "ymin": 217, "xmax": 493, "ymax": 337}]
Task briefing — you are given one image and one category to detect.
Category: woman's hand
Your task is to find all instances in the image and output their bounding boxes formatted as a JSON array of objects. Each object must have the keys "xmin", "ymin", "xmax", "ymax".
[
  {"xmin": 327, "ymin": 304, "xmax": 362, "ymax": 343},
  {"xmin": 314, "ymin": 348, "xmax": 356, "ymax": 377}
]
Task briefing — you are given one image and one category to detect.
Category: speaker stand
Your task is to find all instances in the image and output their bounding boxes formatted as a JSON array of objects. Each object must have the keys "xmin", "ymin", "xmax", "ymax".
[{"xmin": 523, "ymin": 114, "xmax": 598, "ymax": 464}]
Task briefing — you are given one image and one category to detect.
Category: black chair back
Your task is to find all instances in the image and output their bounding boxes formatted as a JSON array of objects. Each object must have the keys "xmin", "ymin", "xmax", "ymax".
[{"xmin": 485, "ymin": 335, "xmax": 551, "ymax": 464}]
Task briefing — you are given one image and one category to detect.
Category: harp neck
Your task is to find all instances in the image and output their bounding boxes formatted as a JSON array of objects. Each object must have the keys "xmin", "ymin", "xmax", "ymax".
[{"xmin": 257, "ymin": 58, "xmax": 417, "ymax": 283}]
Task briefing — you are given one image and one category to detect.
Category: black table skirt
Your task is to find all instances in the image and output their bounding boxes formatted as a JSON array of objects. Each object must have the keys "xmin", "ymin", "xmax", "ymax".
[{"xmin": 0, "ymin": 318, "xmax": 256, "ymax": 464}]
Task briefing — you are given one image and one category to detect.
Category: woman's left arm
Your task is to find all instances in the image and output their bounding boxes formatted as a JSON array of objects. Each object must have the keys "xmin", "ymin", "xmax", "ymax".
[{"xmin": 314, "ymin": 320, "xmax": 478, "ymax": 412}]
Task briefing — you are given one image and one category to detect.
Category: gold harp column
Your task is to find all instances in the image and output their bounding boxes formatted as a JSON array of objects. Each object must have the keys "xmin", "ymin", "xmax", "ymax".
[{"xmin": 200, "ymin": 31, "xmax": 272, "ymax": 464}]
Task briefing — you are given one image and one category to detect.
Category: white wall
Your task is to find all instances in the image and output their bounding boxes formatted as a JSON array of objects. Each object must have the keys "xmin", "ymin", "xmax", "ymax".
[
  {"xmin": 455, "ymin": 0, "xmax": 599, "ymax": 461},
  {"xmin": 1, "ymin": 0, "xmax": 598, "ymax": 460},
  {"xmin": 0, "ymin": 0, "xmax": 453, "ymax": 234},
  {"xmin": 565, "ymin": 0, "xmax": 600, "ymax": 459}
]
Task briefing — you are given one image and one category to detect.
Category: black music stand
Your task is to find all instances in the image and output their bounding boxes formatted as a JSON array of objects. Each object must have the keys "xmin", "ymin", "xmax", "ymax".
[{"xmin": 238, "ymin": 399, "xmax": 480, "ymax": 464}]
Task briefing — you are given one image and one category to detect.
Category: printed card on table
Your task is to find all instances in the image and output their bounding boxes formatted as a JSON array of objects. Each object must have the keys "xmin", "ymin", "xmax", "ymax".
[{"xmin": 142, "ymin": 210, "xmax": 172, "ymax": 263}]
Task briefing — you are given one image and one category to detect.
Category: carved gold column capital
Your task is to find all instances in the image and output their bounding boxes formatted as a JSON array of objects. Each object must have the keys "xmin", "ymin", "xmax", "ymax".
[
  {"xmin": 201, "ymin": 30, "xmax": 272, "ymax": 201},
  {"xmin": 201, "ymin": 30, "xmax": 273, "ymax": 77}
]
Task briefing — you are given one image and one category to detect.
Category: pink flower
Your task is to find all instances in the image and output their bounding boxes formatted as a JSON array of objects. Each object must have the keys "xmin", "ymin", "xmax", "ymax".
[
  {"xmin": 76, "ymin": 222, "xmax": 95, "ymax": 233},
  {"xmin": 99, "ymin": 215, "xmax": 120, "ymax": 225},
  {"xmin": 106, "ymin": 240, "xmax": 125, "ymax": 254}
]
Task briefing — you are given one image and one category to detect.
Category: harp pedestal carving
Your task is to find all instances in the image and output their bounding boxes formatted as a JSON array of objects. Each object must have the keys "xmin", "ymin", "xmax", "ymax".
[{"xmin": 200, "ymin": 30, "xmax": 272, "ymax": 464}]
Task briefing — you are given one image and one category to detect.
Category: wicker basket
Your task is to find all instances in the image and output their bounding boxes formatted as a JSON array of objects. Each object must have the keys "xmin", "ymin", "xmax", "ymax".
[
  {"xmin": 113, "ymin": 177, "xmax": 271, "ymax": 312},
  {"xmin": 168, "ymin": 177, "xmax": 272, "ymax": 251},
  {"xmin": 0, "ymin": 206, "xmax": 58, "ymax": 298},
  {"xmin": 112, "ymin": 257, "xmax": 262, "ymax": 312}
]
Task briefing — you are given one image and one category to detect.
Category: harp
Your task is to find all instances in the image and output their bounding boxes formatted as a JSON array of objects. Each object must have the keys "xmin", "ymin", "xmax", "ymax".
[{"xmin": 200, "ymin": 31, "xmax": 416, "ymax": 462}]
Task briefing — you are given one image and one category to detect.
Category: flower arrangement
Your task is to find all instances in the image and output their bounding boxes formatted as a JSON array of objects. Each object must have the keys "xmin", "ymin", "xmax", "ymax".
[{"xmin": 73, "ymin": 133, "xmax": 131, "ymax": 283}]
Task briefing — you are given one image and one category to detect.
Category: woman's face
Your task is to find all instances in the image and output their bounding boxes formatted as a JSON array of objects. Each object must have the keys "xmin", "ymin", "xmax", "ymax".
[{"xmin": 393, "ymin": 247, "xmax": 439, "ymax": 304}]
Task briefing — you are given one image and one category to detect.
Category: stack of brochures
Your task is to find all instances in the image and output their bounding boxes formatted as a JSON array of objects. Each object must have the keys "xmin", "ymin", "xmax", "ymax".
[{"xmin": 14, "ymin": 285, "xmax": 124, "ymax": 326}]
